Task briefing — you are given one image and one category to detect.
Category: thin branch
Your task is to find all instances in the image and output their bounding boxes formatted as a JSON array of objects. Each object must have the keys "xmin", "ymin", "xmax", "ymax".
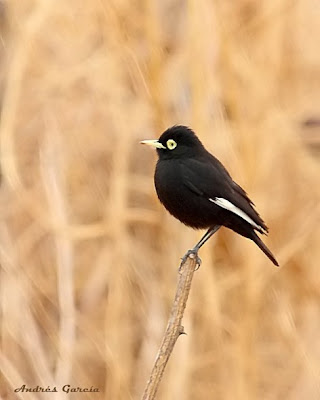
[{"xmin": 141, "ymin": 253, "xmax": 199, "ymax": 400}]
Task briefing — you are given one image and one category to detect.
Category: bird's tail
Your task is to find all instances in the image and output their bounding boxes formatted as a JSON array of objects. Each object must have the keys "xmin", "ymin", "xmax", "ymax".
[{"xmin": 251, "ymin": 232, "xmax": 279, "ymax": 267}]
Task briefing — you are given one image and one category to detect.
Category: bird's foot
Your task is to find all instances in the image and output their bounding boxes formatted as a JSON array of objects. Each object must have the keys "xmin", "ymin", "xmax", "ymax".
[{"xmin": 179, "ymin": 249, "xmax": 202, "ymax": 272}]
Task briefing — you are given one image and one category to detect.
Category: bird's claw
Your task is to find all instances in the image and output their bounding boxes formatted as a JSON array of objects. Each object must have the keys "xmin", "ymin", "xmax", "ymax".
[{"xmin": 179, "ymin": 249, "xmax": 202, "ymax": 272}]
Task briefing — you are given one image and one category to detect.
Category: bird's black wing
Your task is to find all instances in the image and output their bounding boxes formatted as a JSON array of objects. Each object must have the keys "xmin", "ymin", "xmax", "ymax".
[
  {"xmin": 180, "ymin": 157, "xmax": 268, "ymax": 233},
  {"xmin": 206, "ymin": 153, "xmax": 255, "ymax": 206},
  {"xmin": 231, "ymin": 181, "xmax": 255, "ymax": 206}
]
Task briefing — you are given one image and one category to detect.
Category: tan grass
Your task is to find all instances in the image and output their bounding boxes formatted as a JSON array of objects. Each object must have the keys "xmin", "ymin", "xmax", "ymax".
[{"xmin": 0, "ymin": 0, "xmax": 320, "ymax": 399}]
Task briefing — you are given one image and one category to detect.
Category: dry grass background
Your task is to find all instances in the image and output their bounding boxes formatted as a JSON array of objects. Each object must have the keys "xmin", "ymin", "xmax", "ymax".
[{"xmin": 0, "ymin": 0, "xmax": 319, "ymax": 399}]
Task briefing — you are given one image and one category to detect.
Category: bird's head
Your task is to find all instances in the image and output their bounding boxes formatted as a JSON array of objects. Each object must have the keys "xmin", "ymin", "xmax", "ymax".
[{"xmin": 140, "ymin": 125, "xmax": 205, "ymax": 159}]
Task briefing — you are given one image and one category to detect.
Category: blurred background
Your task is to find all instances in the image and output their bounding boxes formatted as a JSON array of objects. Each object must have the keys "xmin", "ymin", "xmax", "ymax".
[{"xmin": 0, "ymin": 0, "xmax": 320, "ymax": 399}]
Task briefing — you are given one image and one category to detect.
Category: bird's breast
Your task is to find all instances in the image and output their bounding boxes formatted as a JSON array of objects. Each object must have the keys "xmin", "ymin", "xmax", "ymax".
[
  {"xmin": 155, "ymin": 160, "xmax": 183, "ymax": 205},
  {"xmin": 154, "ymin": 160, "xmax": 213, "ymax": 228}
]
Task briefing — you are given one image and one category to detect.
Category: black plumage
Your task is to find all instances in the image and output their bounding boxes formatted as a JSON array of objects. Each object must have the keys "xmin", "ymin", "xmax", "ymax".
[{"xmin": 141, "ymin": 125, "xmax": 279, "ymax": 266}]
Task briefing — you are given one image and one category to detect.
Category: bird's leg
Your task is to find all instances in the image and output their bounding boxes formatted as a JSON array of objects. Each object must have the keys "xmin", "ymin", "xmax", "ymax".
[
  {"xmin": 193, "ymin": 225, "xmax": 221, "ymax": 250},
  {"xmin": 180, "ymin": 225, "xmax": 221, "ymax": 271}
]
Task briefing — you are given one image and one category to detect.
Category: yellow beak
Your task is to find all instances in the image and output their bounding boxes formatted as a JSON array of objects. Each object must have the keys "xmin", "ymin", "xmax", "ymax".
[{"xmin": 140, "ymin": 139, "xmax": 166, "ymax": 149}]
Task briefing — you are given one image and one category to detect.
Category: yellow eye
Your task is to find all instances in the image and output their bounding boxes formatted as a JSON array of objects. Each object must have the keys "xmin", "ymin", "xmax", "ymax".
[{"xmin": 166, "ymin": 139, "xmax": 177, "ymax": 150}]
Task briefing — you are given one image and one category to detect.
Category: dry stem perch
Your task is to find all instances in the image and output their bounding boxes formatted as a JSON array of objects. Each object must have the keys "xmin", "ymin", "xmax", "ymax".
[{"xmin": 141, "ymin": 253, "xmax": 199, "ymax": 400}]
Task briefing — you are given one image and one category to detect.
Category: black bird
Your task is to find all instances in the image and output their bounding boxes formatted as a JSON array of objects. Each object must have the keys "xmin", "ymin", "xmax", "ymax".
[{"xmin": 141, "ymin": 125, "xmax": 279, "ymax": 267}]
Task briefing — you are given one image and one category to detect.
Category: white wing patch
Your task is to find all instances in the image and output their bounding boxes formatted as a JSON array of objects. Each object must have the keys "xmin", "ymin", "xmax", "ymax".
[{"xmin": 209, "ymin": 197, "xmax": 262, "ymax": 231}]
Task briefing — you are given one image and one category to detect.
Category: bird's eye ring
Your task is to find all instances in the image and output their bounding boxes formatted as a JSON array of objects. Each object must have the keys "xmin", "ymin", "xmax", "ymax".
[{"xmin": 166, "ymin": 139, "xmax": 177, "ymax": 150}]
